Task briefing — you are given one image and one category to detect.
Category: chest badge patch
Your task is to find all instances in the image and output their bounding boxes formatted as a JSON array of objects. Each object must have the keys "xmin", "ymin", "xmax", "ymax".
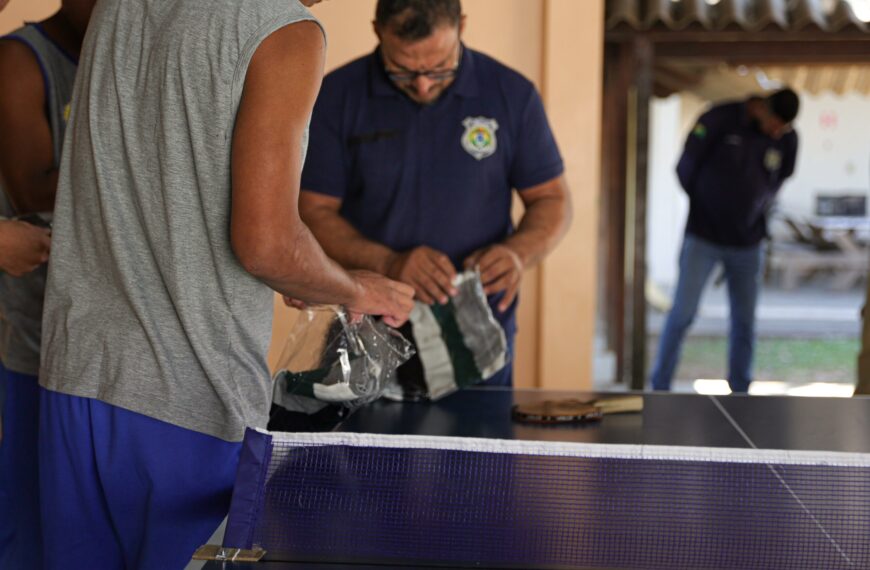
[
  {"xmin": 764, "ymin": 148, "xmax": 782, "ymax": 172},
  {"xmin": 461, "ymin": 116, "xmax": 499, "ymax": 160}
]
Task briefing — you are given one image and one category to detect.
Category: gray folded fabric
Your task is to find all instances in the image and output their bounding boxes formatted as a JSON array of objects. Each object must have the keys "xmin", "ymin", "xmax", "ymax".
[{"xmin": 384, "ymin": 270, "xmax": 508, "ymax": 402}]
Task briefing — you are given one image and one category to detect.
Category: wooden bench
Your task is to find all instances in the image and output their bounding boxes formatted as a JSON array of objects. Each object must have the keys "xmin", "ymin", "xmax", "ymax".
[{"xmin": 768, "ymin": 233, "xmax": 867, "ymax": 290}]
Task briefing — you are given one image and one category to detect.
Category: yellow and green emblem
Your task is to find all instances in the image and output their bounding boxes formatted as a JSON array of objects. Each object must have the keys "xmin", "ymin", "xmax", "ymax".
[{"xmin": 461, "ymin": 116, "xmax": 499, "ymax": 160}]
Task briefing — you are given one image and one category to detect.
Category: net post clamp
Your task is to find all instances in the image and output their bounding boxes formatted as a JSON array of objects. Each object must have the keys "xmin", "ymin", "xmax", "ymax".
[{"xmin": 191, "ymin": 545, "xmax": 266, "ymax": 562}]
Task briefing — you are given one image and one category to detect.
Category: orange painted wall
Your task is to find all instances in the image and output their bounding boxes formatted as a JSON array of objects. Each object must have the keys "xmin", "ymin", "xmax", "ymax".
[
  {"xmin": 538, "ymin": 0, "xmax": 603, "ymax": 389},
  {"xmin": 0, "ymin": 0, "xmax": 58, "ymax": 33}
]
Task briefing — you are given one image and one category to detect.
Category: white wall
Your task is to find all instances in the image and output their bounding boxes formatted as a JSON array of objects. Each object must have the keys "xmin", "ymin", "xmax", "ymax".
[
  {"xmin": 785, "ymin": 93, "xmax": 870, "ymax": 218},
  {"xmin": 647, "ymin": 96, "xmax": 687, "ymax": 287},
  {"xmin": 647, "ymin": 94, "xmax": 707, "ymax": 287}
]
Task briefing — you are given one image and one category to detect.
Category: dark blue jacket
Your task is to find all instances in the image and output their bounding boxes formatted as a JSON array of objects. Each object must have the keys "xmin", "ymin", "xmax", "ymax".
[{"xmin": 677, "ymin": 100, "xmax": 798, "ymax": 247}]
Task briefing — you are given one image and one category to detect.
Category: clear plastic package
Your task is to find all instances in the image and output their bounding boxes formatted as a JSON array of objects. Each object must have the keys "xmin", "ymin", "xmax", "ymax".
[{"xmin": 268, "ymin": 306, "xmax": 414, "ymax": 431}]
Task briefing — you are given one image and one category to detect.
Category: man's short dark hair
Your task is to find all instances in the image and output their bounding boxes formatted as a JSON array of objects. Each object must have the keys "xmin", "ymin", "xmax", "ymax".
[
  {"xmin": 767, "ymin": 88, "xmax": 800, "ymax": 124},
  {"xmin": 375, "ymin": 0, "xmax": 462, "ymax": 41}
]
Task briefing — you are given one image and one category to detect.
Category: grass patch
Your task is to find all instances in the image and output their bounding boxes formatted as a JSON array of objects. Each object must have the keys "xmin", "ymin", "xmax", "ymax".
[{"xmin": 648, "ymin": 336, "xmax": 860, "ymax": 383}]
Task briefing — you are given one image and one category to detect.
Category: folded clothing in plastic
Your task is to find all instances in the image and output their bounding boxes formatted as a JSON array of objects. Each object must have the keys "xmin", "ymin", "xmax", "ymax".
[
  {"xmin": 385, "ymin": 270, "xmax": 508, "ymax": 402},
  {"xmin": 268, "ymin": 308, "xmax": 413, "ymax": 432}
]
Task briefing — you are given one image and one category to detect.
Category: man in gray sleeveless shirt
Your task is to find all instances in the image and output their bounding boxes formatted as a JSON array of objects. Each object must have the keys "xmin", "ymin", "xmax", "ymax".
[
  {"xmin": 0, "ymin": 2, "xmax": 94, "ymax": 568},
  {"xmin": 37, "ymin": 0, "xmax": 414, "ymax": 567}
]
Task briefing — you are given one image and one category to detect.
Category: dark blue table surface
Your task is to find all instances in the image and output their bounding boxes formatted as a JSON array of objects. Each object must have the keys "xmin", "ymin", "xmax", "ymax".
[{"xmin": 338, "ymin": 388, "xmax": 870, "ymax": 453}]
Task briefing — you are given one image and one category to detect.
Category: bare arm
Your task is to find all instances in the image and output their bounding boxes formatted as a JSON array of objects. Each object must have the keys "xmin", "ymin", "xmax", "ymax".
[
  {"xmin": 464, "ymin": 175, "xmax": 572, "ymax": 311},
  {"xmin": 300, "ymin": 191, "xmax": 458, "ymax": 305},
  {"xmin": 0, "ymin": 39, "xmax": 58, "ymax": 214},
  {"xmin": 231, "ymin": 21, "xmax": 413, "ymax": 323},
  {"xmin": 504, "ymin": 174, "xmax": 572, "ymax": 267},
  {"xmin": 298, "ymin": 191, "xmax": 396, "ymax": 274}
]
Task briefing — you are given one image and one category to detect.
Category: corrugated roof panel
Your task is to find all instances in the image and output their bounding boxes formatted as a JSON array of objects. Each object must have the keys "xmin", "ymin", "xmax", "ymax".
[
  {"xmin": 717, "ymin": 0, "xmax": 754, "ymax": 31},
  {"xmin": 606, "ymin": 0, "xmax": 644, "ymax": 30},
  {"xmin": 753, "ymin": 0, "xmax": 791, "ymax": 31},
  {"xmin": 606, "ymin": 0, "xmax": 869, "ymax": 32},
  {"xmin": 828, "ymin": 0, "xmax": 869, "ymax": 31},
  {"xmin": 789, "ymin": 0, "xmax": 828, "ymax": 31}
]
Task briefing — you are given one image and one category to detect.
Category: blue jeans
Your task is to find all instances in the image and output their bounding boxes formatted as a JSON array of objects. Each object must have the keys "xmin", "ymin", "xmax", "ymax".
[{"xmin": 650, "ymin": 235, "xmax": 764, "ymax": 393}]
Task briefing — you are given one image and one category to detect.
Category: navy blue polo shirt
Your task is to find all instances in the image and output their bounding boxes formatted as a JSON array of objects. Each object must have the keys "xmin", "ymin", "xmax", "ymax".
[
  {"xmin": 301, "ymin": 46, "xmax": 564, "ymax": 337},
  {"xmin": 677, "ymin": 100, "xmax": 799, "ymax": 248}
]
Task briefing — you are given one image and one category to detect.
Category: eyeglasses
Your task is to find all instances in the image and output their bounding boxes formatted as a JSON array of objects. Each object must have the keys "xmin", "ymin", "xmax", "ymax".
[
  {"xmin": 383, "ymin": 45, "xmax": 462, "ymax": 84},
  {"xmin": 386, "ymin": 65, "xmax": 459, "ymax": 83}
]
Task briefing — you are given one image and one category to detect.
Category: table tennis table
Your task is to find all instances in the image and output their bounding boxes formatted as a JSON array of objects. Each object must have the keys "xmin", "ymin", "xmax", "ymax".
[{"xmin": 198, "ymin": 388, "xmax": 870, "ymax": 569}]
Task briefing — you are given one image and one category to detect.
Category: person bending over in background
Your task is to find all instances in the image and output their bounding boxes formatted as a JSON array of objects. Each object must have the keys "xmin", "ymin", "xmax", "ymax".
[{"xmin": 650, "ymin": 89, "xmax": 800, "ymax": 393}]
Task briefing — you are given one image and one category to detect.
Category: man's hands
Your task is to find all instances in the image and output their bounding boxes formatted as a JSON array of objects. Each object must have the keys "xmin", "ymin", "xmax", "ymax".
[
  {"xmin": 281, "ymin": 240, "xmax": 523, "ymax": 318},
  {"xmin": 283, "ymin": 271, "xmax": 413, "ymax": 328},
  {"xmin": 281, "ymin": 296, "xmax": 307, "ymax": 310},
  {"xmin": 385, "ymin": 246, "xmax": 457, "ymax": 305},
  {"xmin": 346, "ymin": 270, "xmax": 414, "ymax": 327},
  {"xmin": 0, "ymin": 220, "xmax": 51, "ymax": 277},
  {"xmin": 382, "ymin": 243, "xmax": 523, "ymax": 313},
  {"xmin": 464, "ymin": 244, "xmax": 523, "ymax": 312}
]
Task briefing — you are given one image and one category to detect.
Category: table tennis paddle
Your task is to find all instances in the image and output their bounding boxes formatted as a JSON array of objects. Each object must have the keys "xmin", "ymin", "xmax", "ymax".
[
  {"xmin": 511, "ymin": 399, "xmax": 604, "ymax": 424},
  {"xmin": 589, "ymin": 395, "xmax": 644, "ymax": 414},
  {"xmin": 511, "ymin": 395, "xmax": 643, "ymax": 425}
]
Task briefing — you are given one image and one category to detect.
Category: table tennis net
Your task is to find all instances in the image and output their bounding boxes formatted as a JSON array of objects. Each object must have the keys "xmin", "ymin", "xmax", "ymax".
[{"xmin": 223, "ymin": 429, "xmax": 870, "ymax": 569}]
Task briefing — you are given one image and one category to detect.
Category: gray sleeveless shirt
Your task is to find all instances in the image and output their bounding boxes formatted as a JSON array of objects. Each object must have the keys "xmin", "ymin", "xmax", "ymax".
[
  {"xmin": 40, "ymin": 0, "xmax": 321, "ymax": 441},
  {"xmin": 0, "ymin": 24, "xmax": 77, "ymax": 376}
]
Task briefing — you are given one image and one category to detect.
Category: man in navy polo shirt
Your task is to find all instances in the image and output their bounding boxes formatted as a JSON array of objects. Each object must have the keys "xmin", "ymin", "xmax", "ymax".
[
  {"xmin": 300, "ymin": 0, "xmax": 571, "ymax": 387},
  {"xmin": 650, "ymin": 89, "xmax": 800, "ymax": 393}
]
